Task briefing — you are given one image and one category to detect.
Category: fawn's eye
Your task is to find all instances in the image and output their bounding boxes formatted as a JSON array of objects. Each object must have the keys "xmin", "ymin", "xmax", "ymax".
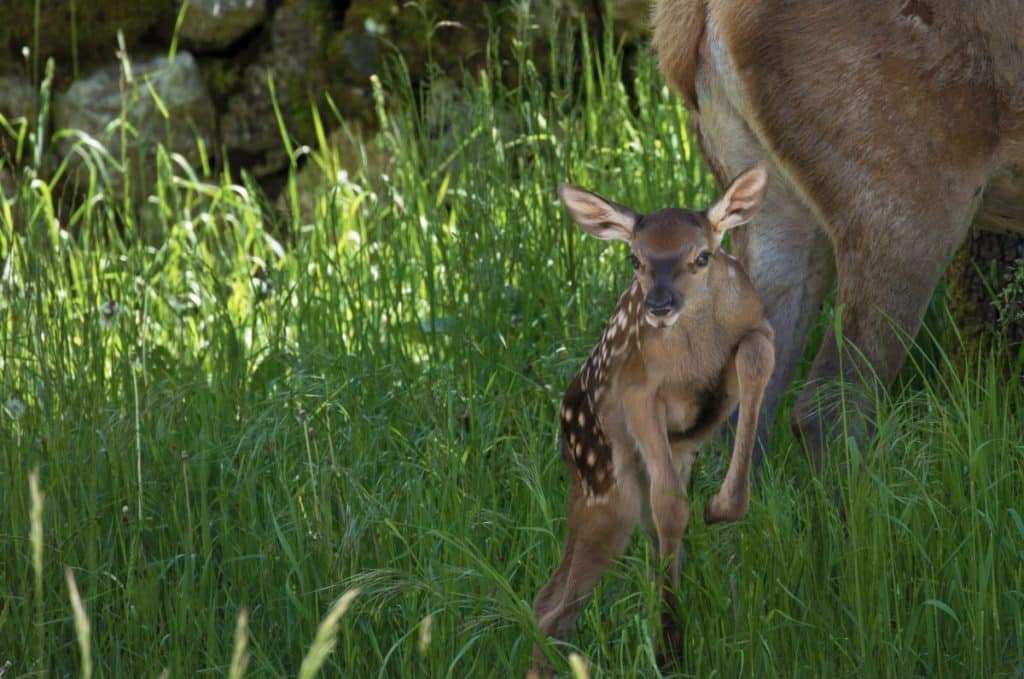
[
  {"xmin": 630, "ymin": 254, "xmax": 641, "ymax": 270},
  {"xmin": 695, "ymin": 251, "xmax": 710, "ymax": 267}
]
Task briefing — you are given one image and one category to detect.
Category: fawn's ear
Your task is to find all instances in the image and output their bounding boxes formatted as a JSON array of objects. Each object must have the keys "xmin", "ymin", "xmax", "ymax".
[
  {"xmin": 706, "ymin": 165, "xmax": 767, "ymax": 242},
  {"xmin": 558, "ymin": 183, "xmax": 640, "ymax": 242}
]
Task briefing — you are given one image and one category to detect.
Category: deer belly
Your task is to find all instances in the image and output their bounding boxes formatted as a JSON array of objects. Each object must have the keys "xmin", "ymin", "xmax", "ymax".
[
  {"xmin": 692, "ymin": 15, "xmax": 765, "ymax": 183},
  {"xmin": 665, "ymin": 389, "xmax": 737, "ymax": 447},
  {"xmin": 975, "ymin": 163, "xmax": 1024, "ymax": 235}
]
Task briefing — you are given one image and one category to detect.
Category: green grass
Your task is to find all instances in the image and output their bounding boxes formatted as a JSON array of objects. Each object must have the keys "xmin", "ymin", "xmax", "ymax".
[{"xmin": 2, "ymin": 27, "xmax": 1023, "ymax": 678}]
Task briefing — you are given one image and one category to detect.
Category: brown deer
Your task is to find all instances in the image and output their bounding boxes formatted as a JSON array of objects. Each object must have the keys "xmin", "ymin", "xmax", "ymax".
[
  {"xmin": 653, "ymin": 0, "xmax": 1024, "ymax": 463},
  {"xmin": 532, "ymin": 166, "xmax": 774, "ymax": 672}
]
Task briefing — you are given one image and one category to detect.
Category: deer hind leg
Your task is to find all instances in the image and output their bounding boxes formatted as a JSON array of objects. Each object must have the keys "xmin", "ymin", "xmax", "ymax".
[
  {"xmin": 792, "ymin": 183, "xmax": 986, "ymax": 463},
  {"xmin": 731, "ymin": 191, "xmax": 834, "ymax": 466},
  {"xmin": 706, "ymin": 327, "xmax": 774, "ymax": 524},
  {"xmin": 532, "ymin": 473, "xmax": 640, "ymax": 671},
  {"xmin": 693, "ymin": 76, "xmax": 835, "ymax": 465}
]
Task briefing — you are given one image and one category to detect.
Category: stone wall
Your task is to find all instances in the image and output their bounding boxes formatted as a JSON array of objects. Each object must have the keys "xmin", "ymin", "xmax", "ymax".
[{"xmin": 0, "ymin": 0, "xmax": 645, "ymax": 194}]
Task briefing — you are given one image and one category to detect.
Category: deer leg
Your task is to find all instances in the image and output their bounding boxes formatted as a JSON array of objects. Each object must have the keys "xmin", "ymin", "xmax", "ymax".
[
  {"xmin": 730, "ymin": 180, "xmax": 835, "ymax": 465},
  {"xmin": 706, "ymin": 326, "xmax": 775, "ymax": 523},
  {"xmin": 648, "ymin": 457, "xmax": 690, "ymax": 665},
  {"xmin": 620, "ymin": 397, "xmax": 690, "ymax": 662},
  {"xmin": 532, "ymin": 474, "xmax": 639, "ymax": 672},
  {"xmin": 641, "ymin": 443, "xmax": 699, "ymax": 544},
  {"xmin": 645, "ymin": 451, "xmax": 691, "ymax": 661},
  {"xmin": 792, "ymin": 194, "xmax": 982, "ymax": 464},
  {"xmin": 693, "ymin": 73, "xmax": 835, "ymax": 465}
]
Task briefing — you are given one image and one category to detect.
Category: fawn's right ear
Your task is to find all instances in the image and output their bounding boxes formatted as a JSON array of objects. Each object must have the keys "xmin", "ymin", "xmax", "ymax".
[
  {"xmin": 706, "ymin": 165, "xmax": 767, "ymax": 236},
  {"xmin": 558, "ymin": 183, "xmax": 640, "ymax": 242}
]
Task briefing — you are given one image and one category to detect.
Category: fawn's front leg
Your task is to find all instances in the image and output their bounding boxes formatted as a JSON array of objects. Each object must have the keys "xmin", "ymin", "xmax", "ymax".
[
  {"xmin": 706, "ymin": 325, "xmax": 774, "ymax": 524},
  {"xmin": 622, "ymin": 391, "xmax": 689, "ymax": 659}
]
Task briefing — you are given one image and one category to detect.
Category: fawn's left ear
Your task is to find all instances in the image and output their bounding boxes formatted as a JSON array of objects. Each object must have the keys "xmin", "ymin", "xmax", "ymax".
[
  {"xmin": 558, "ymin": 183, "xmax": 641, "ymax": 242},
  {"xmin": 706, "ymin": 165, "xmax": 767, "ymax": 246}
]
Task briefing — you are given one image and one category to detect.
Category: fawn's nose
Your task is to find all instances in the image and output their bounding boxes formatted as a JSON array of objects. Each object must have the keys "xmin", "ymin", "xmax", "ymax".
[{"xmin": 645, "ymin": 288, "xmax": 677, "ymax": 315}]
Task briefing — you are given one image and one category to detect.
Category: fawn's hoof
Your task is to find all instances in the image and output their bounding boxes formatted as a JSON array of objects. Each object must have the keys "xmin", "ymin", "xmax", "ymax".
[
  {"xmin": 656, "ymin": 635, "xmax": 684, "ymax": 672},
  {"xmin": 703, "ymin": 491, "xmax": 749, "ymax": 524},
  {"xmin": 656, "ymin": 611, "xmax": 684, "ymax": 670}
]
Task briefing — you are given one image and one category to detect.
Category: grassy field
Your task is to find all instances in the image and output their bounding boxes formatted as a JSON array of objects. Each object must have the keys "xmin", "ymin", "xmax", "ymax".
[{"xmin": 2, "ymin": 28, "xmax": 1023, "ymax": 678}]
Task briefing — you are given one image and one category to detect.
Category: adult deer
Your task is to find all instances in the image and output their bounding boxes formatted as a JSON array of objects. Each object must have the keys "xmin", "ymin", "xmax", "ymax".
[
  {"xmin": 654, "ymin": 0, "xmax": 1024, "ymax": 463},
  {"xmin": 532, "ymin": 167, "xmax": 774, "ymax": 672}
]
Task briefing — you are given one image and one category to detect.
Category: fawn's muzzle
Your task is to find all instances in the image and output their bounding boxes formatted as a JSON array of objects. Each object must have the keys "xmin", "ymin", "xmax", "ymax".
[{"xmin": 645, "ymin": 288, "xmax": 679, "ymax": 316}]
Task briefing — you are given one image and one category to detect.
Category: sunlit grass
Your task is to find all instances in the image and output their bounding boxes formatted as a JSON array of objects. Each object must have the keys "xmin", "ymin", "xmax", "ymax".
[{"xmin": 1, "ymin": 21, "xmax": 1022, "ymax": 678}]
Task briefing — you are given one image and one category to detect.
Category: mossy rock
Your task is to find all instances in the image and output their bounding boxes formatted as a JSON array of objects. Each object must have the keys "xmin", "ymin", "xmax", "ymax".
[
  {"xmin": 179, "ymin": 0, "xmax": 267, "ymax": 52},
  {"xmin": 341, "ymin": 0, "xmax": 595, "ymax": 88},
  {"xmin": 946, "ymin": 229, "xmax": 1024, "ymax": 357},
  {"xmin": 220, "ymin": 0, "xmax": 361, "ymax": 176}
]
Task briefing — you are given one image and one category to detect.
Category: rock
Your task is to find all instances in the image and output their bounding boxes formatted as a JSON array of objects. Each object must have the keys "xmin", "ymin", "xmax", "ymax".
[
  {"xmin": 180, "ymin": 0, "xmax": 267, "ymax": 51},
  {"xmin": 338, "ymin": 0, "xmax": 593, "ymax": 94},
  {"xmin": 0, "ymin": 73, "xmax": 35, "ymax": 122},
  {"xmin": 339, "ymin": 31, "xmax": 380, "ymax": 81},
  {"xmin": 54, "ymin": 52, "xmax": 215, "ymax": 201},
  {"xmin": 341, "ymin": 0, "xmax": 493, "ymax": 85},
  {"xmin": 220, "ymin": 0, "xmax": 362, "ymax": 178}
]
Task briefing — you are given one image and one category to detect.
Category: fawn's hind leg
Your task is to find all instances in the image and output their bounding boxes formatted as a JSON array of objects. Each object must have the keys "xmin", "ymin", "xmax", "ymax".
[{"xmin": 532, "ymin": 472, "xmax": 640, "ymax": 672}]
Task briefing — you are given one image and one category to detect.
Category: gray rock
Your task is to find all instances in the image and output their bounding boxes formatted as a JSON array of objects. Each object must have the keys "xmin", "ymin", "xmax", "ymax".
[
  {"xmin": 180, "ymin": 0, "xmax": 267, "ymax": 51},
  {"xmin": 220, "ymin": 0, "xmax": 338, "ymax": 177},
  {"xmin": 340, "ymin": 32, "xmax": 379, "ymax": 80},
  {"xmin": 0, "ymin": 74, "xmax": 35, "ymax": 122},
  {"xmin": 55, "ymin": 52, "xmax": 215, "ymax": 199}
]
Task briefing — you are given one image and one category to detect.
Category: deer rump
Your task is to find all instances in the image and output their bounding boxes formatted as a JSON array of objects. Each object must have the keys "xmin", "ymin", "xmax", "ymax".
[{"xmin": 654, "ymin": 0, "xmax": 1024, "ymax": 458}]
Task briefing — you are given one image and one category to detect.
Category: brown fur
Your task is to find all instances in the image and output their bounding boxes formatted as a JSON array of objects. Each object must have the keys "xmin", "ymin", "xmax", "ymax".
[
  {"xmin": 533, "ymin": 168, "xmax": 775, "ymax": 673},
  {"xmin": 654, "ymin": 0, "xmax": 1024, "ymax": 462}
]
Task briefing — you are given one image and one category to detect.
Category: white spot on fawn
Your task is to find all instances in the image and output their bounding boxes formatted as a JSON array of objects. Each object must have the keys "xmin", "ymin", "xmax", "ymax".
[
  {"xmin": 586, "ymin": 451, "xmax": 596, "ymax": 467},
  {"xmin": 578, "ymin": 411, "xmax": 586, "ymax": 427}
]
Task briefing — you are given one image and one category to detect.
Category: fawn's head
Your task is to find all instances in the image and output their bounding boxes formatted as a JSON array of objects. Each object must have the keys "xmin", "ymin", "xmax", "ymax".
[{"xmin": 558, "ymin": 166, "xmax": 767, "ymax": 328}]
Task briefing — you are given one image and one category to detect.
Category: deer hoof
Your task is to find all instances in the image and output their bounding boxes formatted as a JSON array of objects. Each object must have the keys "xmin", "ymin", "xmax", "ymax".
[{"xmin": 704, "ymin": 491, "xmax": 748, "ymax": 524}]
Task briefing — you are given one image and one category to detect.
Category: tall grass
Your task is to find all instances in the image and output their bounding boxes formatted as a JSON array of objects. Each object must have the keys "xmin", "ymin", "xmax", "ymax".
[{"xmin": 1, "ymin": 21, "xmax": 1022, "ymax": 678}]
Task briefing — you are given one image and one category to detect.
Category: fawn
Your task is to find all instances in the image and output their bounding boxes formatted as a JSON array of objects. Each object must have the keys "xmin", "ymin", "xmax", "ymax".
[{"xmin": 533, "ymin": 166, "xmax": 774, "ymax": 671}]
